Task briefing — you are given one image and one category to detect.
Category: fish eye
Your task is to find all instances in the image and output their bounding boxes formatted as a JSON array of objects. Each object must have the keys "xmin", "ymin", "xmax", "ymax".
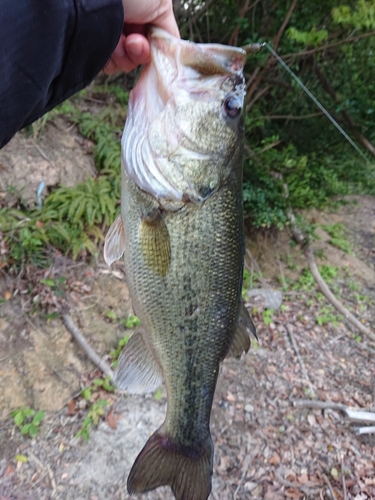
[{"xmin": 223, "ymin": 96, "xmax": 242, "ymax": 118}]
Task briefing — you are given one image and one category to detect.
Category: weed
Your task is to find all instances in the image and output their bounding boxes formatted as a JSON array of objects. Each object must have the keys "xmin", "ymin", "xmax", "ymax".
[
  {"xmin": 80, "ymin": 375, "xmax": 115, "ymax": 401},
  {"xmin": 119, "ymin": 314, "xmax": 141, "ymax": 329},
  {"xmin": 75, "ymin": 400, "xmax": 108, "ymax": 441},
  {"xmin": 262, "ymin": 309, "xmax": 275, "ymax": 326},
  {"xmin": 11, "ymin": 407, "xmax": 45, "ymax": 438},
  {"xmin": 40, "ymin": 277, "xmax": 67, "ymax": 297},
  {"xmin": 293, "ymin": 265, "xmax": 339, "ymax": 291},
  {"xmin": 105, "ymin": 310, "xmax": 117, "ymax": 322},
  {"xmin": 316, "ymin": 306, "xmax": 342, "ymax": 326},
  {"xmin": 322, "ymin": 223, "xmax": 352, "ymax": 254}
]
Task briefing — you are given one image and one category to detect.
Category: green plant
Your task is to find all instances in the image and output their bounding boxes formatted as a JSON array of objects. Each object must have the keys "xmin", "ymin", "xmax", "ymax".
[
  {"xmin": 105, "ymin": 310, "xmax": 117, "ymax": 322},
  {"xmin": 119, "ymin": 314, "xmax": 141, "ymax": 328},
  {"xmin": 80, "ymin": 375, "xmax": 115, "ymax": 401},
  {"xmin": 316, "ymin": 306, "xmax": 342, "ymax": 326},
  {"xmin": 40, "ymin": 276, "xmax": 67, "ymax": 296},
  {"xmin": 262, "ymin": 309, "xmax": 275, "ymax": 326},
  {"xmin": 322, "ymin": 223, "xmax": 352, "ymax": 254},
  {"xmin": 75, "ymin": 400, "xmax": 108, "ymax": 441},
  {"xmin": 11, "ymin": 407, "xmax": 45, "ymax": 438}
]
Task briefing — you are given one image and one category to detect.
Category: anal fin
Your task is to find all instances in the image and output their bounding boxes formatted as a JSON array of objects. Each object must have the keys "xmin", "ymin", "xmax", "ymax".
[
  {"xmin": 114, "ymin": 329, "xmax": 163, "ymax": 394},
  {"xmin": 226, "ymin": 301, "xmax": 257, "ymax": 359},
  {"xmin": 104, "ymin": 214, "xmax": 126, "ymax": 266}
]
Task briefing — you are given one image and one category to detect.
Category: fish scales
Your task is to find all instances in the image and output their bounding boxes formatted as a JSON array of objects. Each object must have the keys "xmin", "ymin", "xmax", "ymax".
[
  {"xmin": 122, "ymin": 162, "xmax": 243, "ymax": 448},
  {"xmin": 104, "ymin": 27, "xmax": 256, "ymax": 500}
]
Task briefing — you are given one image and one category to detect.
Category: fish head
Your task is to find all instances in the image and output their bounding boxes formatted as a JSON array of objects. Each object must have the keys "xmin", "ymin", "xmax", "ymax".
[{"xmin": 122, "ymin": 28, "xmax": 247, "ymax": 203}]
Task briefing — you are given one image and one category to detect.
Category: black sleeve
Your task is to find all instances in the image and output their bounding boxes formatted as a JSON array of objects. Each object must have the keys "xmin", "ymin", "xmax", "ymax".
[{"xmin": 0, "ymin": 0, "xmax": 123, "ymax": 149}]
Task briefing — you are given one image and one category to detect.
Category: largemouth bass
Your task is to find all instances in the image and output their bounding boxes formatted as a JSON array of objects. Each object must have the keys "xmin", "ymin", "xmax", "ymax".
[{"xmin": 104, "ymin": 28, "xmax": 256, "ymax": 500}]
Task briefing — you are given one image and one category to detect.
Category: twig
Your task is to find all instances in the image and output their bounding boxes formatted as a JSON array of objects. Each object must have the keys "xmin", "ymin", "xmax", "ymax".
[
  {"xmin": 245, "ymin": 248, "xmax": 265, "ymax": 285},
  {"xmin": 341, "ymin": 456, "xmax": 347, "ymax": 500},
  {"xmin": 47, "ymin": 464, "xmax": 57, "ymax": 497},
  {"xmin": 259, "ymin": 112, "xmax": 324, "ymax": 120},
  {"xmin": 61, "ymin": 312, "xmax": 114, "ymax": 380},
  {"xmin": 33, "ymin": 142, "xmax": 51, "ymax": 163},
  {"xmin": 28, "ymin": 452, "xmax": 45, "ymax": 470},
  {"xmin": 233, "ymin": 455, "xmax": 251, "ymax": 500},
  {"xmin": 323, "ymin": 474, "xmax": 336, "ymax": 500},
  {"xmin": 286, "ymin": 324, "xmax": 316, "ymax": 398}
]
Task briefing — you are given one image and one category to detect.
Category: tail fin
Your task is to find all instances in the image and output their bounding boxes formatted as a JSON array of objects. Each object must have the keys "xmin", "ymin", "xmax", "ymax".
[{"xmin": 127, "ymin": 427, "xmax": 213, "ymax": 500}]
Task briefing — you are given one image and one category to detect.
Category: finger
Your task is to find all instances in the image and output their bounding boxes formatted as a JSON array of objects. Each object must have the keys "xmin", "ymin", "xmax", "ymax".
[
  {"xmin": 153, "ymin": 6, "xmax": 180, "ymax": 38},
  {"xmin": 104, "ymin": 34, "xmax": 149, "ymax": 74},
  {"xmin": 125, "ymin": 33, "xmax": 151, "ymax": 66}
]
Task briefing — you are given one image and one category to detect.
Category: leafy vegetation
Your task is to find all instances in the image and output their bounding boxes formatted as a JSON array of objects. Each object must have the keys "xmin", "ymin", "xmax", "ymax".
[
  {"xmin": 0, "ymin": 85, "xmax": 126, "ymax": 267},
  {"xmin": 322, "ymin": 223, "xmax": 352, "ymax": 253},
  {"xmin": 11, "ymin": 407, "xmax": 45, "ymax": 438},
  {"xmin": 1, "ymin": 1, "xmax": 374, "ymax": 267},
  {"xmin": 75, "ymin": 400, "xmax": 109, "ymax": 441}
]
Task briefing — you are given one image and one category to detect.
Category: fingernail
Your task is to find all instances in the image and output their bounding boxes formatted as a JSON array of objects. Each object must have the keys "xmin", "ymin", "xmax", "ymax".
[{"xmin": 126, "ymin": 39, "xmax": 143, "ymax": 56}]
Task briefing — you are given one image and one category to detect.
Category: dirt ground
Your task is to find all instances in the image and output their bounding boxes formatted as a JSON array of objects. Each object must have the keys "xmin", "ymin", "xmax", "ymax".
[{"xmin": 0, "ymin": 127, "xmax": 375, "ymax": 500}]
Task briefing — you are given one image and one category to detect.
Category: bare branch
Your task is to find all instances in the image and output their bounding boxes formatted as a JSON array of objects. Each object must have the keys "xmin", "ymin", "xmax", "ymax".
[
  {"xmin": 260, "ymin": 112, "xmax": 324, "ymax": 120},
  {"xmin": 272, "ymin": 0, "xmax": 299, "ymax": 51},
  {"xmin": 61, "ymin": 312, "xmax": 114, "ymax": 380},
  {"xmin": 282, "ymin": 30, "xmax": 375, "ymax": 61}
]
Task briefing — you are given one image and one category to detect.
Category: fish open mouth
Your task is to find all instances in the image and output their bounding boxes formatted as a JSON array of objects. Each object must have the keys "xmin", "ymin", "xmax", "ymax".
[{"xmin": 122, "ymin": 29, "xmax": 247, "ymax": 202}]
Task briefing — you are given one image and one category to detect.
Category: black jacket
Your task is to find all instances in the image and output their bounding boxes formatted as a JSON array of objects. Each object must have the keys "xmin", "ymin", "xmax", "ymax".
[{"xmin": 0, "ymin": 0, "xmax": 123, "ymax": 149}]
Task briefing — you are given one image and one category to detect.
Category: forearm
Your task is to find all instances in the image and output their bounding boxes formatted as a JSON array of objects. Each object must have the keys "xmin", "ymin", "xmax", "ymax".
[{"xmin": 0, "ymin": 0, "xmax": 123, "ymax": 149}]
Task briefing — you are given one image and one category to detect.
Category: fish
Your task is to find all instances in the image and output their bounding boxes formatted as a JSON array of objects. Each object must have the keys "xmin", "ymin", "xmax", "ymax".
[{"xmin": 104, "ymin": 27, "xmax": 256, "ymax": 500}]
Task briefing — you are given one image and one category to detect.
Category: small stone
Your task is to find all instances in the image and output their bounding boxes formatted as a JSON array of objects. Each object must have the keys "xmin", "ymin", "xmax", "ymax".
[
  {"xmin": 244, "ymin": 481, "xmax": 258, "ymax": 492},
  {"xmin": 245, "ymin": 404, "xmax": 254, "ymax": 413}
]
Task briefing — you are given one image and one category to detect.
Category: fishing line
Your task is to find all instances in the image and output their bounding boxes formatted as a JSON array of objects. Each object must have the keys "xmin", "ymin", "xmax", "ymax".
[{"xmin": 244, "ymin": 42, "xmax": 369, "ymax": 163}]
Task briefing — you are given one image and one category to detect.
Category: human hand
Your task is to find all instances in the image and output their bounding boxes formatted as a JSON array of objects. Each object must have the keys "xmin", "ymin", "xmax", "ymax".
[{"xmin": 104, "ymin": 0, "xmax": 179, "ymax": 74}]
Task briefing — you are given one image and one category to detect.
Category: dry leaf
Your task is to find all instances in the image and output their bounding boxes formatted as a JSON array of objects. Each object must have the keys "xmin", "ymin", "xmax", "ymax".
[
  {"xmin": 298, "ymin": 472, "xmax": 309, "ymax": 484},
  {"xmin": 269, "ymin": 453, "xmax": 280, "ymax": 465},
  {"xmin": 4, "ymin": 464, "xmax": 15, "ymax": 476},
  {"xmin": 4, "ymin": 291, "xmax": 11, "ymax": 300},
  {"xmin": 67, "ymin": 400, "xmax": 76, "ymax": 415},
  {"xmin": 106, "ymin": 409, "xmax": 117, "ymax": 430},
  {"xmin": 226, "ymin": 392, "xmax": 236, "ymax": 402},
  {"xmin": 284, "ymin": 488, "xmax": 303, "ymax": 499}
]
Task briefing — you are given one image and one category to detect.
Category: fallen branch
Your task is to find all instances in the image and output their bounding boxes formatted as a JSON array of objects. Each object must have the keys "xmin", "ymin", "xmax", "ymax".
[
  {"xmin": 61, "ymin": 312, "xmax": 114, "ymax": 380},
  {"xmin": 354, "ymin": 426, "xmax": 375, "ymax": 435},
  {"xmin": 287, "ymin": 208, "xmax": 375, "ymax": 342},
  {"xmin": 293, "ymin": 399, "xmax": 375, "ymax": 423}
]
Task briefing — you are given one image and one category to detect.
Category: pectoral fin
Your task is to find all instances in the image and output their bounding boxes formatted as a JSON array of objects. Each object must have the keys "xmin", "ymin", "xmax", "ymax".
[
  {"xmin": 114, "ymin": 329, "xmax": 163, "ymax": 394},
  {"xmin": 139, "ymin": 209, "xmax": 171, "ymax": 277},
  {"xmin": 226, "ymin": 301, "xmax": 257, "ymax": 359},
  {"xmin": 104, "ymin": 214, "xmax": 126, "ymax": 266}
]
